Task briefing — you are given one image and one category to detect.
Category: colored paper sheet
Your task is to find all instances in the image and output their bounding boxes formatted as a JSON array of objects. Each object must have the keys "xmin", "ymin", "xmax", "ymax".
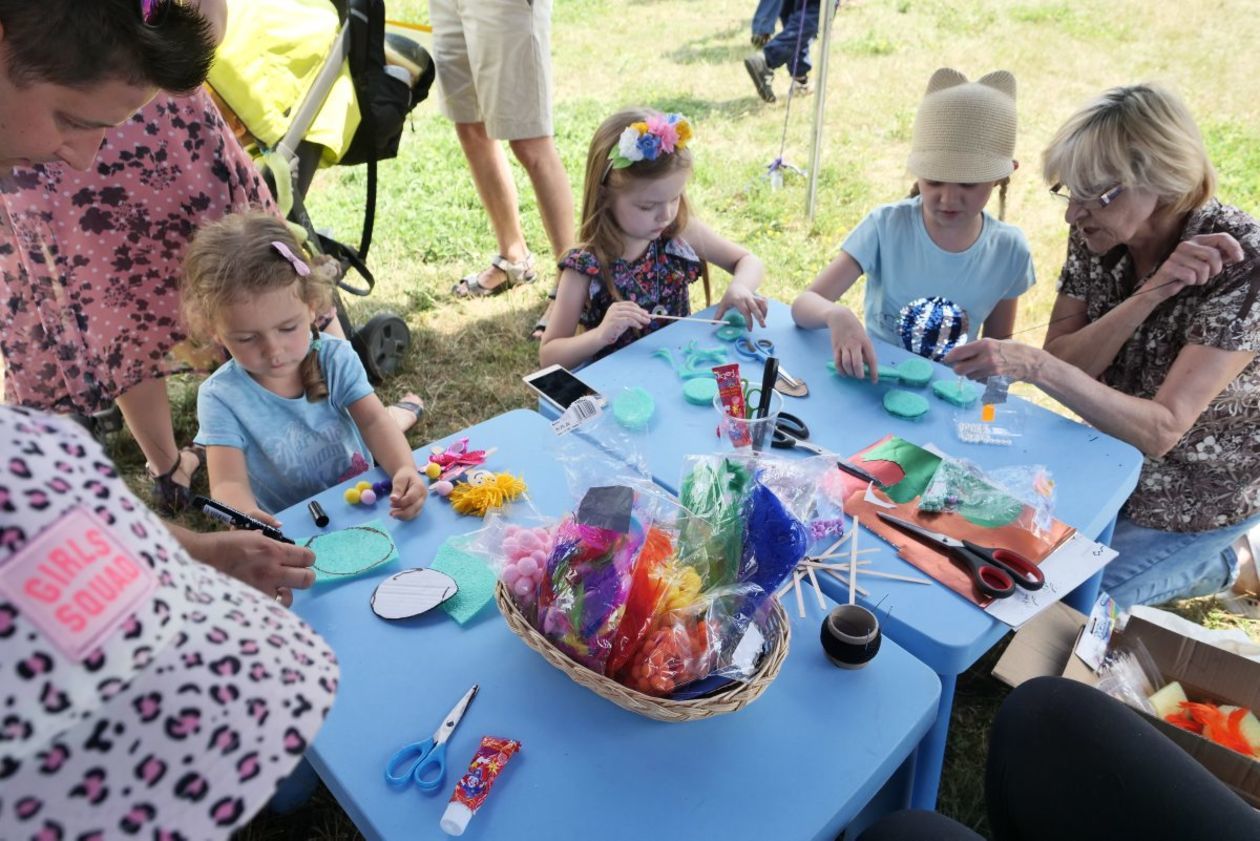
[{"xmin": 431, "ymin": 540, "xmax": 497, "ymax": 625}]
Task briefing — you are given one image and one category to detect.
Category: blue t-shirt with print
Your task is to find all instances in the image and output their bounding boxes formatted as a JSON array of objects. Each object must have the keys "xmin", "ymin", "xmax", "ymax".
[
  {"xmin": 841, "ymin": 195, "xmax": 1035, "ymax": 346},
  {"xmin": 194, "ymin": 335, "xmax": 375, "ymax": 514}
]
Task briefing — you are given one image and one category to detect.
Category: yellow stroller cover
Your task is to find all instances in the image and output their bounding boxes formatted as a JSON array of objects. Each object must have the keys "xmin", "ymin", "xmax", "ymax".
[{"xmin": 209, "ymin": 0, "xmax": 361, "ymax": 167}]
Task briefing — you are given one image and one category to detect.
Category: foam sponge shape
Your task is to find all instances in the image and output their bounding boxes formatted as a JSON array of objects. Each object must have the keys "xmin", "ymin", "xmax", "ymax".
[
  {"xmin": 892, "ymin": 357, "xmax": 933, "ymax": 387},
  {"xmin": 883, "ymin": 389, "xmax": 930, "ymax": 419},
  {"xmin": 932, "ymin": 378, "xmax": 979, "ymax": 407},
  {"xmin": 431, "ymin": 540, "xmax": 497, "ymax": 624},
  {"xmin": 613, "ymin": 387, "xmax": 655, "ymax": 430},
  {"xmin": 306, "ymin": 519, "xmax": 399, "ymax": 582},
  {"xmin": 683, "ymin": 377, "xmax": 719, "ymax": 405}
]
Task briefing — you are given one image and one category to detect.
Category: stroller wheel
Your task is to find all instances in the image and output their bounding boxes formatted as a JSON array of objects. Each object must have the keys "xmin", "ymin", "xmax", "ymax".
[{"xmin": 353, "ymin": 312, "xmax": 412, "ymax": 385}]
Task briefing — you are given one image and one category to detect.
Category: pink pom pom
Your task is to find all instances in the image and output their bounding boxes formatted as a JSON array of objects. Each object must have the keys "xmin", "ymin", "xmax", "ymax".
[
  {"xmin": 502, "ymin": 565, "xmax": 521, "ymax": 586},
  {"xmin": 513, "ymin": 578, "xmax": 534, "ymax": 598},
  {"xmin": 530, "ymin": 549, "xmax": 548, "ymax": 567},
  {"xmin": 504, "ymin": 524, "xmax": 520, "ymax": 536},
  {"xmin": 433, "ymin": 480, "xmax": 454, "ymax": 497},
  {"xmin": 515, "ymin": 531, "xmax": 541, "ymax": 551},
  {"xmin": 359, "ymin": 489, "xmax": 377, "ymax": 505},
  {"xmin": 517, "ymin": 556, "xmax": 538, "ymax": 577}
]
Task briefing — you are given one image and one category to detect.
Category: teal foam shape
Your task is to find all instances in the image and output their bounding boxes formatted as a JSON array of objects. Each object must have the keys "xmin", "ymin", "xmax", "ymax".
[
  {"xmin": 683, "ymin": 377, "xmax": 719, "ymax": 405},
  {"xmin": 883, "ymin": 389, "xmax": 930, "ymax": 419},
  {"xmin": 932, "ymin": 378, "xmax": 980, "ymax": 407},
  {"xmin": 613, "ymin": 387, "xmax": 655, "ymax": 430},
  {"xmin": 893, "ymin": 357, "xmax": 933, "ymax": 388},
  {"xmin": 306, "ymin": 519, "xmax": 399, "ymax": 582},
  {"xmin": 431, "ymin": 540, "xmax": 497, "ymax": 625}
]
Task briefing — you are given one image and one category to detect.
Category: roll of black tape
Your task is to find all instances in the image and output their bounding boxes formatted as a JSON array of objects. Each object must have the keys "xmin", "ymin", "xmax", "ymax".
[{"xmin": 820, "ymin": 604, "xmax": 881, "ymax": 669}]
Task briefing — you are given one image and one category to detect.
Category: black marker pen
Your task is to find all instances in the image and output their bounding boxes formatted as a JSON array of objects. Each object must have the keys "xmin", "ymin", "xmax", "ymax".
[
  {"xmin": 191, "ymin": 495, "xmax": 295, "ymax": 544},
  {"xmin": 836, "ymin": 460, "xmax": 887, "ymax": 490}
]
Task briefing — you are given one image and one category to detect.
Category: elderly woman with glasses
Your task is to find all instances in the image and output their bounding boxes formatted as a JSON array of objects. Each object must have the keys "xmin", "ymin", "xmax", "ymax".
[{"xmin": 944, "ymin": 83, "xmax": 1260, "ymax": 612}]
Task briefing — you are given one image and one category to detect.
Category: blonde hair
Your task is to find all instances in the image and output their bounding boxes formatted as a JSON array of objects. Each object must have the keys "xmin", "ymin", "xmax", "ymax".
[
  {"xmin": 576, "ymin": 108, "xmax": 711, "ymax": 313},
  {"xmin": 182, "ymin": 212, "xmax": 337, "ymax": 401},
  {"xmin": 1042, "ymin": 83, "xmax": 1215, "ymax": 216}
]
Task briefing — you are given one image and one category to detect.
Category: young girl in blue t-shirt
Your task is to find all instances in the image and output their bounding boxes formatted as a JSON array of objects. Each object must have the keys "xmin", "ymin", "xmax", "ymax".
[
  {"xmin": 539, "ymin": 108, "xmax": 768, "ymax": 369},
  {"xmin": 792, "ymin": 68, "xmax": 1035, "ymax": 379},
  {"xmin": 182, "ymin": 213, "xmax": 425, "ymax": 520}
]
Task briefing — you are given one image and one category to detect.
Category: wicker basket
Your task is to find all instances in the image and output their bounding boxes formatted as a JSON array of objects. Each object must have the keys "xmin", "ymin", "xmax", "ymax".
[{"xmin": 495, "ymin": 582, "xmax": 791, "ymax": 722}]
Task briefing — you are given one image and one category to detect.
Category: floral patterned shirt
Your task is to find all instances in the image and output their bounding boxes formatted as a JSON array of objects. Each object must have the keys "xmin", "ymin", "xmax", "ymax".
[
  {"xmin": 1057, "ymin": 199, "xmax": 1260, "ymax": 532},
  {"xmin": 560, "ymin": 236, "xmax": 703, "ymax": 359}
]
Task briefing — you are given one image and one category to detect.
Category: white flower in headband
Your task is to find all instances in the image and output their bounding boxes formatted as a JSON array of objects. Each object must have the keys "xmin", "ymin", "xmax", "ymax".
[{"xmin": 607, "ymin": 113, "xmax": 694, "ymax": 170}]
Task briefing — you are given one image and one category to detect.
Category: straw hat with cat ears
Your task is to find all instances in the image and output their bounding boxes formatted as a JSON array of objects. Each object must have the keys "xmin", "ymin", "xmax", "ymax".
[{"xmin": 908, "ymin": 67, "xmax": 1018, "ymax": 183}]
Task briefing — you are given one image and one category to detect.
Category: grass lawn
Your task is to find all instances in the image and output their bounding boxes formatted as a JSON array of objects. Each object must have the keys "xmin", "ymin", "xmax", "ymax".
[{"xmin": 109, "ymin": 0, "xmax": 1260, "ymax": 837}]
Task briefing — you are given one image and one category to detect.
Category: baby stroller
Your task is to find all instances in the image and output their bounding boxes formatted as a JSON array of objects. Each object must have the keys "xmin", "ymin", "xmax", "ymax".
[{"xmin": 208, "ymin": 0, "xmax": 435, "ymax": 383}]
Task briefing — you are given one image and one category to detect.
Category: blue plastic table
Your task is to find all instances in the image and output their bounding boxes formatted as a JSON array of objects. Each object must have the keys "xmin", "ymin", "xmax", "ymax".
[
  {"xmin": 564, "ymin": 300, "xmax": 1144, "ymax": 808},
  {"xmin": 283, "ymin": 409, "xmax": 941, "ymax": 840}
]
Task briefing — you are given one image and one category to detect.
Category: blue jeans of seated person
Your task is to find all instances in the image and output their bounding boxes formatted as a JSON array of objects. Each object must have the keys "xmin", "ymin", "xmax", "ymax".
[
  {"xmin": 1101, "ymin": 511, "xmax": 1260, "ymax": 608},
  {"xmin": 763, "ymin": 0, "xmax": 819, "ymax": 78},
  {"xmin": 752, "ymin": 0, "xmax": 782, "ymax": 37}
]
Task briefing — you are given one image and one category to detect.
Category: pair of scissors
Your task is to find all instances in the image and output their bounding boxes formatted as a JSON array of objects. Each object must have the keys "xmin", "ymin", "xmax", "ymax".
[
  {"xmin": 767, "ymin": 419, "xmax": 889, "ymax": 488},
  {"xmin": 876, "ymin": 513, "xmax": 1044, "ymax": 599},
  {"xmin": 733, "ymin": 337, "xmax": 804, "ymax": 390},
  {"xmin": 384, "ymin": 684, "xmax": 478, "ymax": 792}
]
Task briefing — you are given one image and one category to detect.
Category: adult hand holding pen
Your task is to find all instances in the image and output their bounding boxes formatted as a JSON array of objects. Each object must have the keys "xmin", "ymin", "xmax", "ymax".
[{"xmin": 169, "ymin": 524, "xmax": 316, "ymax": 607}]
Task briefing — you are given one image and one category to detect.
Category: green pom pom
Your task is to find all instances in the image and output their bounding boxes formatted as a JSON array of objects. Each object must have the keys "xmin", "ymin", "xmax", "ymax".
[{"xmin": 612, "ymin": 387, "xmax": 655, "ymax": 430}]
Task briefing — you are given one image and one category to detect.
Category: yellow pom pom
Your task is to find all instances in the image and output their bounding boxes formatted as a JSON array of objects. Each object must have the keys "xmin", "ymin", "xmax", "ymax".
[
  {"xmin": 356, "ymin": 481, "xmax": 372, "ymax": 491},
  {"xmin": 447, "ymin": 472, "xmax": 527, "ymax": 517},
  {"xmin": 425, "ymin": 462, "xmax": 442, "ymax": 480},
  {"xmin": 344, "ymin": 488, "xmax": 362, "ymax": 505}
]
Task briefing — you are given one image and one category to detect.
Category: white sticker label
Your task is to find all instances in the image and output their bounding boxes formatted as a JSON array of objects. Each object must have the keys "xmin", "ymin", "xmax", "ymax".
[
  {"xmin": 551, "ymin": 395, "xmax": 603, "ymax": 435},
  {"xmin": 0, "ymin": 506, "xmax": 157, "ymax": 661}
]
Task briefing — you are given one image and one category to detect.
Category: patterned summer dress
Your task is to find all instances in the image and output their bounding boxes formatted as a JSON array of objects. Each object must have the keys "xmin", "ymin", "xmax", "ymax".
[
  {"xmin": 0, "ymin": 89, "xmax": 275, "ymax": 415},
  {"xmin": 559, "ymin": 236, "xmax": 704, "ymax": 359}
]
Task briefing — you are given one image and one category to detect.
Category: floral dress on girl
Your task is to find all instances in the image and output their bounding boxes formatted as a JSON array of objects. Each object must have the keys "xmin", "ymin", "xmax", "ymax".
[{"xmin": 561, "ymin": 236, "xmax": 703, "ymax": 359}]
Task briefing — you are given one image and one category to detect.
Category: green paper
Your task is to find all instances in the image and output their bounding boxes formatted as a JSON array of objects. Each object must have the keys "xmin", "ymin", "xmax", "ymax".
[
  {"xmin": 919, "ymin": 459, "xmax": 1024, "ymax": 528},
  {"xmin": 683, "ymin": 378, "xmax": 719, "ymax": 405},
  {"xmin": 306, "ymin": 519, "xmax": 399, "ymax": 582},
  {"xmin": 883, "ymin": 389, "xmax": 930, "ymax": 420},
  {"xmin": 862, "ymin": 436, "xmax": 941, "ymax": 503},
  {"xmin": 893, "ymin": 357, "xmax": 933, "ymax": 387},
  {"xmin": 613, "ymin": 387, "xmax": 655, "ymax": 430},
  {"xmin": 431, "ymin": 539, "xmax": 497, "ymax": 625},
  {"xmin": 932, "ymin": 378, "xmax": 979, "ymax": 407}
]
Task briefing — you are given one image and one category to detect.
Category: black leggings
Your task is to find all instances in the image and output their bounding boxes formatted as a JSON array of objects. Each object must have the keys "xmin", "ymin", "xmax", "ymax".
[{"xmin": 859, "ymin": 676, "xmax": 1260, "ymax": 841}]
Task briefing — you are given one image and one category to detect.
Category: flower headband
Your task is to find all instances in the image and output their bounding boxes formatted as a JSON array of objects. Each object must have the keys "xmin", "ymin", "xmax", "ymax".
[
  {"xmin": 271, "ymin": 241, "xmax": 311, "ymax": 277},
  {"xmin": 605, "ymin": 113, "xmax": 693, "ymax": 176}
]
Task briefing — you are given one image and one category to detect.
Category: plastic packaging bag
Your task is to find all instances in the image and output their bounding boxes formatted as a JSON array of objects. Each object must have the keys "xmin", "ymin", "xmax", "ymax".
[
  {"xmin": 1094, "ymin": 637, "xmax": 1163, "ymax": 716},
  {"xmin": 919, "ymin": 457, "xmax": 1056, "ymax": 537}
]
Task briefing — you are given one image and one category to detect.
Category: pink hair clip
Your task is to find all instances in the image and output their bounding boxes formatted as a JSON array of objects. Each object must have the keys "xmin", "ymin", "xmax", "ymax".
[{"xmin": 271, "ymin": 241, "xmax": 311, "ymax": 277}]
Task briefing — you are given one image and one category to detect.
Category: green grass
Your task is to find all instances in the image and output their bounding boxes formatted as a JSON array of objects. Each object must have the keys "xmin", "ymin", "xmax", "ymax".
[{"xmin": 92, "ymin": 0, "xmax": 1260, "ymax": 836}]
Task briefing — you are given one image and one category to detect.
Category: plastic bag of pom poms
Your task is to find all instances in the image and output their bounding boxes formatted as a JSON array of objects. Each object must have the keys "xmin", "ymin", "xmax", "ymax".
[
  {"xmin": 451, "ymin": 512, "xmax": 555, "ymax": 623},
  {"xmin": 897, "ymin": 296, "xmax": 970, "ymax": 361},
  {"xmin": 536, "ymin": 489, "xmax": 653, "ymax": 673},
  {"xmin": 616, "ymin": 600, "xmax": 714, "ymax": 697}
]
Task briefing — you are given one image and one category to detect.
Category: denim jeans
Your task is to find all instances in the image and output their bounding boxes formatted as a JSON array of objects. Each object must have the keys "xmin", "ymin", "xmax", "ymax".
[
  {"xmin": 752, "ymin": 0, "xmax": 782, "ymax": 36},
  {"xmin": 1100, "ymin": 511, "xmax": 1260, "ymax": 608},
  {"xmin": 763, "ymin": 0, "xmax": 819, "ymax": 77}
]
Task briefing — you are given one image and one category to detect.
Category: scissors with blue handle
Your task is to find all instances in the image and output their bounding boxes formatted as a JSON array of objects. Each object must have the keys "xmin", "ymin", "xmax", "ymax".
[
  {"xmin": 733, "ymin": 337, "xmax": 803, "ymax": 389},
  {"xmin": 876, "ymin": 513, "xmax": 1044, "ymax": 598},
  {"xmin": 384, "ymin": 684, "xmax": 478, "ymax": 791}
]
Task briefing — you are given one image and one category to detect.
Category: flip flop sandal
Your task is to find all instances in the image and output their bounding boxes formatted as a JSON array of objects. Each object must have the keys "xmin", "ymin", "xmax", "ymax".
[
  {"xmin": 147, "ymin": 445, "xmax": 204, "ymax": 516},
  {"xmin": 451, "ymin": 253, "xmax": 537, "ymax": 298}
]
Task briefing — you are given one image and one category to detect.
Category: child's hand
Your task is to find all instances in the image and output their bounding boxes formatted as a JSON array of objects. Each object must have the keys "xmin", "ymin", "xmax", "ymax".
[
  {"xmin": 827, "ymin": 307, "xmax": 879, "ymax": 382},
  {"xmin": 716, "ymin": 287, "xmax": 768, "ymax": 329},
  {"xmin": 598, "ymin": 301, "xmax": 652, "ymax": 346},
  {"xmin": 388, "ymin": 467, "xmax": 426, "ymax": 520}
]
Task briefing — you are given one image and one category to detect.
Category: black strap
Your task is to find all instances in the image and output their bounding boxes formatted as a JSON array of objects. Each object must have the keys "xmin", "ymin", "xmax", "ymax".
[{"xmin": 346, "ymin": 0, "xmax": 377, "ymax": 262}]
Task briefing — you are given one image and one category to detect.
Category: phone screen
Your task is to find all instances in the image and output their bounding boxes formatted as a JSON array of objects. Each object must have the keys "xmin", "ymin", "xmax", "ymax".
[{"xmin": 523, "ymin": 367, "xmax": 601, "ymax": 410}]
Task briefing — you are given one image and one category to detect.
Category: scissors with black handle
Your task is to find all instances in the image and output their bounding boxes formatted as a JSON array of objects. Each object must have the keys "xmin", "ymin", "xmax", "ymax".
[
  {"xmin": 384, "ymin": 684, "xmax": 478, "ymax": 792},
  {"xmin": 765, "ymin": 413, "xmax": 888, "ymax": 489},
  {"xmin": 876, "ymin": 512, "xmax": 1045, "ymax": 599}
]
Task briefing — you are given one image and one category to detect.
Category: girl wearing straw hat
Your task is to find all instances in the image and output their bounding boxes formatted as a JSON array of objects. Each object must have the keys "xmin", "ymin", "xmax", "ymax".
[{"xmin": 792, "ymin": 68, "xmax": 1035, "ymax": 380}]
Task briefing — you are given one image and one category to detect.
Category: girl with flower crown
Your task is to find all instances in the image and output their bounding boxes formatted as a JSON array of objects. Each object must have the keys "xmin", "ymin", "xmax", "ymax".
[
  {"xmin": 539, "ymin": 108, "xmax": 768, "ymax": 368},
  {"xmin": 182, "ymin": 213, "xmax": 426, "ymax": 520}
]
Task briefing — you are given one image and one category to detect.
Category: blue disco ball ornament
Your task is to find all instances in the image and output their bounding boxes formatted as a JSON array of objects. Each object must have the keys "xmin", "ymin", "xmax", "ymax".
[{"xmin": 897, "ymin": 296, "xmax": 969, "ymax": 361}]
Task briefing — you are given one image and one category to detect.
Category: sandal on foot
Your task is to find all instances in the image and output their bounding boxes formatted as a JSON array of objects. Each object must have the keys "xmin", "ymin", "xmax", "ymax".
[
  {"xmin": 388, "ymin": 396, "xmax": 425, "ymax": 434},
  {"xmin": 530, "ymin": 289, "xmax": 558, "ymax": 342},
  {"xmin": 451, "ymin": 253, "xmax": 537, "ymax": 298},
  {"xmin": 147, "ymin": 445, "xmax": 203, "ymax": 516}
]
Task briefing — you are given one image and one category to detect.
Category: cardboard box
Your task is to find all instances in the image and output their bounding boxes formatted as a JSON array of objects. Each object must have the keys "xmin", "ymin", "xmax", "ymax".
[{"xmin": 994, "ymin": 607, "xmax": 1260, "ymax": 808}]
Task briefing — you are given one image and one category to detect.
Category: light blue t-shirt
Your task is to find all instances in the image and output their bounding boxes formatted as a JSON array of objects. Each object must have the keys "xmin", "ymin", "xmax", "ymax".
[
  {"xmin": 195, "ymin": 335, "xmax": 375, "ymax": 514},
  {"xmin": 841, "ymin": 196, "xmax": 1035, "ymax": 346}
]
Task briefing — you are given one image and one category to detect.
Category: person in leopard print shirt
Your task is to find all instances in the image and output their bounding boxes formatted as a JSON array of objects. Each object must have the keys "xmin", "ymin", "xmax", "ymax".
[{"xmin": 945, "ymin": 83, "xmax": 1260, "ymax": 611}]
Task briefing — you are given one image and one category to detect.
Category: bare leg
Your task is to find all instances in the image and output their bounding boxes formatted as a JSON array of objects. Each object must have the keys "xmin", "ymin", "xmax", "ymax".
[
  {"xmin": 116, "ymin": 378, "xmax": 198, "ymax": 484},
  {"xmin": 455, "ymin": 121, "xmax": 529, "ymax": 291},
  {"xmin": 385, "ymin": 391, "xmax": 424, "ymax": 434},
  {"xmin": 509, "ymin": 135, "xmax": 574, "ymax": 337}
]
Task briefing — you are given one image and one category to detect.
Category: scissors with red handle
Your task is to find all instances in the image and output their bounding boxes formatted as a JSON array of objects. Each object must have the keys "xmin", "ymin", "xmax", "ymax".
[{"xmin": 876, "ymin": 513, "xmax": 1045, "ymax": 599}]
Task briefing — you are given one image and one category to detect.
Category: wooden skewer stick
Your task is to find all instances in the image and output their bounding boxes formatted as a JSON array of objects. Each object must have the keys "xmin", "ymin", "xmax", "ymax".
[
  {"xmin": 805, "ymin": 564, "xmax": 827, "ymax": 611},
  {"xmin": 817, "ymin": 530, "xmax": 851, "ymax": 559},
  {"xmin": 793, "ymin": 569, "xmax": 806, "ymax": 619},
  {"xmin": 802, "ymin": 559, "xmax": 871, "ymax": 569},
  {"xmin": 810, "ymin": 548, "xmax": 879, "ymax": 561},
  {"xmin": 803, "ymin": 560, "xmax": 929, "ymax": 585},
  {"xmin": 848, "ymin": 522, "xmax": 860, "ymax": 604},
  {"xmin": 650, "ymin": 313, "xmax": 728, "ymax": 325},
  {"xmin": 820, "ymin": 566, "xmax": 869, "ymax": 598}
]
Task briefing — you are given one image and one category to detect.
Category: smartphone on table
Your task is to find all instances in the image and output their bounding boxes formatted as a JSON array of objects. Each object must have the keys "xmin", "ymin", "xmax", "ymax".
[{"xmin": 522, "ymin": 365, "xmax": 607, "ymax": 413}]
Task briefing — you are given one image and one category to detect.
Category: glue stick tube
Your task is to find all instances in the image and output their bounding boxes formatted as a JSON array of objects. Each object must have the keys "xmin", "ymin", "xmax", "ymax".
[
  {"xmin": 440, "ymin": 736, "xmax": 521, "ymax": 836},
  {"xmin": 712, "ymin": 362, "xmax": 750, "ymax": 446}
]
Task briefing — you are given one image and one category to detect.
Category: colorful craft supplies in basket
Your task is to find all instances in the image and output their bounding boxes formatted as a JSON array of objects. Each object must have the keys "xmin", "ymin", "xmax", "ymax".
[{"xmin": 482, "ymin": 456, "xmax": 824, "ymax": 721}]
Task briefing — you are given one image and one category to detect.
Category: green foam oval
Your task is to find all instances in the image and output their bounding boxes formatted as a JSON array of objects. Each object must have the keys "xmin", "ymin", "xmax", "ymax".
[
  {"xmin": 931, "ymin": 378, "xmax": 979, "ymax": 407},
  {"xmin": 893, "ymin": 357, "xmax": 933, "ymax": 387},
  {"xmin": 613, "ymin": 387, "xmax": 655, "ymax": 430},
  {"xmin": 883, "ymin": 389, "xmax": 930, "ymax": 419},
  {"xmin": 715, "ymin": 325, "xmax": 744, "ymax": 342},
  {"xmin": 683, "ymin": 377, "xmax": 719, "ymax": 405}
]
